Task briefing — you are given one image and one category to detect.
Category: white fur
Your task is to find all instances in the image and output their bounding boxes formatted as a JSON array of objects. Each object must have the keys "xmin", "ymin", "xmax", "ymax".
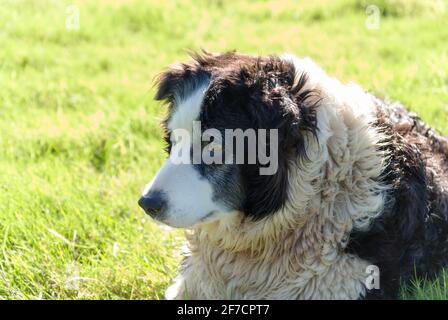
[{"xmin": 167, "ymin": 81, "xmax": 209, "ymax": 133}]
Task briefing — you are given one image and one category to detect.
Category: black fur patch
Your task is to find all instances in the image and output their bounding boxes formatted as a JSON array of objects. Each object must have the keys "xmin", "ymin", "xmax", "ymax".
[
  {"xmin": 347, "ymin": 98, "xmax": 448, "ymax": 299},
  {"xmin": 200, "ymin": 58, "xmax": 318, "ymax": 219}
]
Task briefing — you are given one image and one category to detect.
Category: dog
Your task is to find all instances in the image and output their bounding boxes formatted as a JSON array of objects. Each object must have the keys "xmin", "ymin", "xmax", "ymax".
[{"xmin": 138, "ymin": 51, "xmax": 448, "ymax": 299}]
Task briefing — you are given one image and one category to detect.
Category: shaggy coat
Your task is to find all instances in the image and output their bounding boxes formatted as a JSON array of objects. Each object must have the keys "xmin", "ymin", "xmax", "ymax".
[{"xmin": 147, "ymin": 52, "xmax": 448, "ymax": 300}]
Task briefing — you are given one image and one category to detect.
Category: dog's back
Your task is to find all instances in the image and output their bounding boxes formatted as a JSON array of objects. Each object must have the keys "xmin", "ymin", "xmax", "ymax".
[{"xmin": 347, "ymin": 97, "xmax": 448, "ymax": 299}]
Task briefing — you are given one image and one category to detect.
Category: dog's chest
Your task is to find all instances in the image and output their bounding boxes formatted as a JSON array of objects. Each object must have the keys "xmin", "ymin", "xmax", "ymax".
[{"xmin": 178, "ymin": 245, "xmax": 369, "ymax": 300}]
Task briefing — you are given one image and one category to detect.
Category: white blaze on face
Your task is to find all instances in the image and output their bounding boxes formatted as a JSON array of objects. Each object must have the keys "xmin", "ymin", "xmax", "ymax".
[
  {"xmin": 141, "ymin": 80, "xmax": 230, "ymax": 228},
  {"xmin": 167, "ymin": 82, "xmax": 209, "ymax": 134}
]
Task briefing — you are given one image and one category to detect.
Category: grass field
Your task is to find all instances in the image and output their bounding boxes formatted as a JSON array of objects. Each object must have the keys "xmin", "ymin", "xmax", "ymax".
[{"xmin": 0, "ymin": 0, "xmax": 447, "ymax": 299}]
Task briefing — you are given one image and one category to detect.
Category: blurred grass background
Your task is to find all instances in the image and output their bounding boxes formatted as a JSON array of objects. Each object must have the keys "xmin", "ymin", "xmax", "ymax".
[{"xmin": 0, "ymin": 0, "xmax": 447, "ymax": 299}]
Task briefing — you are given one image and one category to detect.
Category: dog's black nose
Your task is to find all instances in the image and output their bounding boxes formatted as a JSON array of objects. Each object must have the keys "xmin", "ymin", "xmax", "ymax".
[{"xmin": 138, "ymin": 191, "xmax": 166, "ymax": 217}]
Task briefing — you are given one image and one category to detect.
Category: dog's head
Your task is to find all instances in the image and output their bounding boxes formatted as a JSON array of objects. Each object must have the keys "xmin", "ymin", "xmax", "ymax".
[{"xmin": 138, "ymin": 51, "xmax": 318, "ymax": 228}]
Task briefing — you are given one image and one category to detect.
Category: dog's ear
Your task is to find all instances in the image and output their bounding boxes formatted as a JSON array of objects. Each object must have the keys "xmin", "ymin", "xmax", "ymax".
[
  {"xmin": 242, "ymin": 68, "xmax": 319, "ymax": 219},
  {"xmin": 155, "ymin": 64, "xmax": 210, "ymax": 103},
  {"xmin": 154, "ymin": 64, "xmax": 186, "ymax": 102},
  {"xmin": 155, "ymin": 52, "xmax": 216, "ymax": 103}
]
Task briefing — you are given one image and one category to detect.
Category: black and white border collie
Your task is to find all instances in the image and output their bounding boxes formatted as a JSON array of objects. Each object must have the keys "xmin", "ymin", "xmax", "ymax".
[{"xmin": 138, "ymin": 51, "xmax": 448, "ymax": 299}]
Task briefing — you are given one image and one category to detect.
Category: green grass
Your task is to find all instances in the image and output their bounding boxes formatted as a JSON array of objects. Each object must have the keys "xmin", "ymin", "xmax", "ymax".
[{"xmin": 0, "ymin": 0, "xmax": 447, "ymax": 299}]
